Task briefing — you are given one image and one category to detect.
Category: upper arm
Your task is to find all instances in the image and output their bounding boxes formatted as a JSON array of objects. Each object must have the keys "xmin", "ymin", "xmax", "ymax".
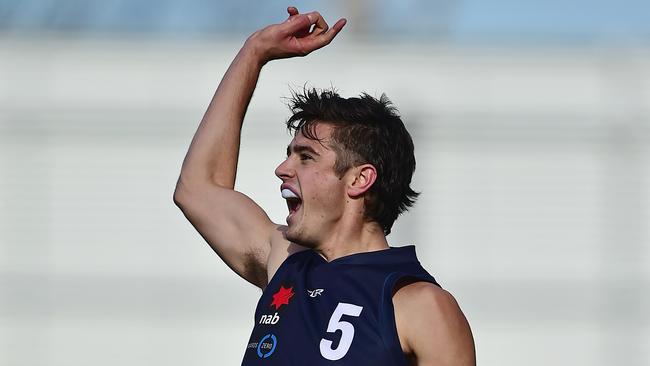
[
  {"xmin": 393, "ymin": 282, "xmax": 476, "ymax": 366},
  {"xmin": 174, "ymin": 178, "xmax": 289, "ymax": 288}
]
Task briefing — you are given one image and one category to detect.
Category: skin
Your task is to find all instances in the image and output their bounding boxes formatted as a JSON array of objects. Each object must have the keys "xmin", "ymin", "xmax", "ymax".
[
  {"xmin": 275, "ymin": 123, "xmax": 386, "ymax": 257},
  {"xmin": 173, "ymin": 7, "xmax": 475, "ymax": 365}
]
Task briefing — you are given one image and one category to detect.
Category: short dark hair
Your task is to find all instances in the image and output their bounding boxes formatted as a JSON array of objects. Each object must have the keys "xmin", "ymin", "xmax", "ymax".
[{"xmin": 286, "ymin": 88, "xmax": 419, "ymax": 235}]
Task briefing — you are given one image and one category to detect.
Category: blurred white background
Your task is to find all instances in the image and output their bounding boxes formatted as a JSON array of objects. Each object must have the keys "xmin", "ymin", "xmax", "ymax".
[{"xmin": 1, "ymin": 1, "xmax": 649, "ymax": 365}]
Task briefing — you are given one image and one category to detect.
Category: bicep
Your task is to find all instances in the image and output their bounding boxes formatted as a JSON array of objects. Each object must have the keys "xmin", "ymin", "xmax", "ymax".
[{"xmin": 174, "ymin": 182, "xmax": 284, "ymax": 288}]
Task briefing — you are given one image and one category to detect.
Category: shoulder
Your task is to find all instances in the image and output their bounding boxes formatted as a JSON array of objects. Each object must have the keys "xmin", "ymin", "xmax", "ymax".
[
  {"xmin": 393, "ymin": 282, "xmax": 461, "ymax": 335},
  {"xmin": 393, "ymin": 281, "xmax": 458, "ymax": 317},
  {"xmin": 393, "ymin": 281, "xmax": 475, "ymax": 366}
]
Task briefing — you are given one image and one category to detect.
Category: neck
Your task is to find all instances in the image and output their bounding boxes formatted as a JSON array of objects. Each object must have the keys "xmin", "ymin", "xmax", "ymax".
[{"xmin": 314, "ymin": 220, "xmax": 389, "ymax": 262}]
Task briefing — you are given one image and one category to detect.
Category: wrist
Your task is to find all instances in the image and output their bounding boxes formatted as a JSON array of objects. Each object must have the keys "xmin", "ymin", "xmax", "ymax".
[{"xmin": 242, "ymin": 33, "xmax": 270, "ymax": 67}]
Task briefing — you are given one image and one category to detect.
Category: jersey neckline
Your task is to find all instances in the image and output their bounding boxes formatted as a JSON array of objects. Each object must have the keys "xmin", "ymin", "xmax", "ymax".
[{"xmin": 310, "ymin": 245, "xmax": 418, "ymax": 266}]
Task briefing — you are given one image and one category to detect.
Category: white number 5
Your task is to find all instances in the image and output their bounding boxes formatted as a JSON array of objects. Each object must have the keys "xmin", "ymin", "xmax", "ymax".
[{"xmin": 319, "ymin": 302, "xmax": 363, "ymax": 361}]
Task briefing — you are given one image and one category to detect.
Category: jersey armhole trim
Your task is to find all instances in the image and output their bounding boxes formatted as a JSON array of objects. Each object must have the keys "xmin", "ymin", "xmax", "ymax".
[{"xmin": 379, "ymin": 272, "xmax": 440, "ymax": 366}]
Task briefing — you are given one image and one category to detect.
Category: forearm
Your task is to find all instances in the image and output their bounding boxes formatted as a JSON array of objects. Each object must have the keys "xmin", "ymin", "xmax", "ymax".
[
  {"xmin": 172, "ymin": 8, "xmax": 346, "ymax": 286},
  {"xmin": 176, "ymin": 9, "xmax": 344, "ymax": 193},
  {"xmin": 178, "ymin": 42, "xmax": 265, "ymax": 190}
]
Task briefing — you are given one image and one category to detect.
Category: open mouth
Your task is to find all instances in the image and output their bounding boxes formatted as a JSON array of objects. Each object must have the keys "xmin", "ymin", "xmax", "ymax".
[
  {"xmin": 286, "ymin": 198, "xmax": 302, "ymax": 215},
  {"xmin": 281, "ymin": 188, "xmax": 302, "ymax": 219}
]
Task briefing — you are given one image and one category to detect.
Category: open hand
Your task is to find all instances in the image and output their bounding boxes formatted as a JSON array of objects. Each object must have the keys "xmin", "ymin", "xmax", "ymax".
[{"xmin": 245, "ymin": 7, "xmax": 347, "ymax": 63}]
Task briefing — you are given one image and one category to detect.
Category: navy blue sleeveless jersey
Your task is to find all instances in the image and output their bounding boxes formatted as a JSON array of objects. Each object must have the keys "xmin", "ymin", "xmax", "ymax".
[{"xmin": 241, "ymin": 245, "xmax": 439, "ymax": 365}]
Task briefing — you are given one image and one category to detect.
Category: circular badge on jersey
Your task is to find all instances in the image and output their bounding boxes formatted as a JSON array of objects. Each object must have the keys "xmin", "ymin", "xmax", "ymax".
[{"xmin": 256, "ymin": 333, "xmax": 277, "ymax": 358}]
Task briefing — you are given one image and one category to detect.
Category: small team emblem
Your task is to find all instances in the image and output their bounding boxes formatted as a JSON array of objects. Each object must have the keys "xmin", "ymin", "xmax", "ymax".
[
  {"xmin": 307, "ymin": 289, "xmax": 324, "ymax": 297},
  {"xmin": 270, "ymin": 285, "xmax": 295, "ymax": 310}
]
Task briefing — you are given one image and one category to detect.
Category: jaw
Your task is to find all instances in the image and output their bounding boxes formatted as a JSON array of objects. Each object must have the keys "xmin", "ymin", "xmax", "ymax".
[
  {"xmin": 284, "ymin": 209, "xmax": 320, "ymax": 248},
  {"xmin": 284, "ymin": 222, "xmax": 313, "ymax": 248},
  {"xmin": 284, "ymin": 209, "xmax": 347, "ymax": 250}
]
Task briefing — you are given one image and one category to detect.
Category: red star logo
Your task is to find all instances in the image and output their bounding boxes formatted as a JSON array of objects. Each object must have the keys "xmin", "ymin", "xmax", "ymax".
[{"xmin": 270, "ymin": 286, "xmax": 294, "ymax": 310}]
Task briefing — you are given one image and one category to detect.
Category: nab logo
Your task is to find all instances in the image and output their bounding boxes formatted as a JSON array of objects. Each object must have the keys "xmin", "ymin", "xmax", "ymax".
[
  {"xmin": 259, "ymin": 312, "xmax": 280, "ymax": 325},
  {"xmin": 307, "ymin": 289, "xmax": 324, "ymax": 297}
]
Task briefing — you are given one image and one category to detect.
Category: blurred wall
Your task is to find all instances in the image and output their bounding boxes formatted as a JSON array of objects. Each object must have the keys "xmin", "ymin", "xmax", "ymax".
[{"xmin": 1, "ymin": 34, "xmax": 649, "ymax": 366}]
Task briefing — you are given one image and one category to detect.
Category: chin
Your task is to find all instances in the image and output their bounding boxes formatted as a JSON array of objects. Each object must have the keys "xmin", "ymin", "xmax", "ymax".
[{"xmin": 284, "ymin": 225, "xmax": 317, "ymax": 248}]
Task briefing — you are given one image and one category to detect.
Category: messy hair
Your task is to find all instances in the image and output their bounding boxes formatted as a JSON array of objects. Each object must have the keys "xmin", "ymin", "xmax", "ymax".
[{"xmin": 286, "ymin": 88, "xmax": 419, "ymax": 235}]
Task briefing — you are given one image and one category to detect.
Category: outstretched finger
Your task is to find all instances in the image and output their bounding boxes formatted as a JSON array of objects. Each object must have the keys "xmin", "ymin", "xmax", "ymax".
[{"xmin": 320, "ymin": 18, "xmax": 347, "ymax": 44}]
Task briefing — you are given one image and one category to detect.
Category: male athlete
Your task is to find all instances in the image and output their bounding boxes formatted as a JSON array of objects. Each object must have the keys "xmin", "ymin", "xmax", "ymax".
[{"xmin": 174, "ymin": 7, "xmax": 475, "ymax": 366}]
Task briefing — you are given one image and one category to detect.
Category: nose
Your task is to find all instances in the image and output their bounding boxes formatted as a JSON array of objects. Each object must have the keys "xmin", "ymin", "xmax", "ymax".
[{"xmin": 274, "ymin": 157, "xmax": 294, "ymax": 181}]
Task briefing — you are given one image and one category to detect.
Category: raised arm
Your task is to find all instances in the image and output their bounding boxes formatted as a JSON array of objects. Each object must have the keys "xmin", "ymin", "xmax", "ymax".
[{"xmin": 173, "ymin": 8, "xmax": 346, "ymax": 289}]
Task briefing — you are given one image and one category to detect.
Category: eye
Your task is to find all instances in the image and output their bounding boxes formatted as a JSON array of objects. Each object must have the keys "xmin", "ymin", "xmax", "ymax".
[{"xmin": 299, "ymin": 153, "xmax": 313, "ymax": 161}]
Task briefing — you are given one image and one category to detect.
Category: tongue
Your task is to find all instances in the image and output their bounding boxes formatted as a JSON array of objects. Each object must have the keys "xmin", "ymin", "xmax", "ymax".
[{"xmin": 289, "ymin": 200, "xmax": 301, "ymax": 214}]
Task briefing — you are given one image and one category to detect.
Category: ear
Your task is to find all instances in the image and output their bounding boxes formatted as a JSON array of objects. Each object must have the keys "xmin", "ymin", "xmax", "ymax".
[{"xmin": 347, "ymin": 164, "xmax": 377, "ymax": 198}]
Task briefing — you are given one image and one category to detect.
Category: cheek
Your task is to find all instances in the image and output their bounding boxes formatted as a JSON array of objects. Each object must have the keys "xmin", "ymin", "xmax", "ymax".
[
  {"xmin": 300, "ymin": 167, "xmax": 346, "ymax": 213},
  {"xmin": 314, "ymin": 176, "xmax": 346, "ymax": 207}
]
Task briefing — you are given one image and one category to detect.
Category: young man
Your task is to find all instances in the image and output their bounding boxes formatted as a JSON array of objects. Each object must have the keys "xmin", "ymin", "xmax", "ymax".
[{"xmin": 174, "ymin": 7, "xmax": 475, "ymax": 366}]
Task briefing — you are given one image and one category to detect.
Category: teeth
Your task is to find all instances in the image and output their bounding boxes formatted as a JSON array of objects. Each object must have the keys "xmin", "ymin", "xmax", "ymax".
[{"xmin": 281, "ymin": 189, "xmax": 299, "ymax": 199}]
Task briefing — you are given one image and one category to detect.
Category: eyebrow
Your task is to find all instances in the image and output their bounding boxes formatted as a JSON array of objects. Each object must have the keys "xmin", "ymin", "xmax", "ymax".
[{"xmin": 286, "ymin": 144, "xmax": 321, "ymax": 157}]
